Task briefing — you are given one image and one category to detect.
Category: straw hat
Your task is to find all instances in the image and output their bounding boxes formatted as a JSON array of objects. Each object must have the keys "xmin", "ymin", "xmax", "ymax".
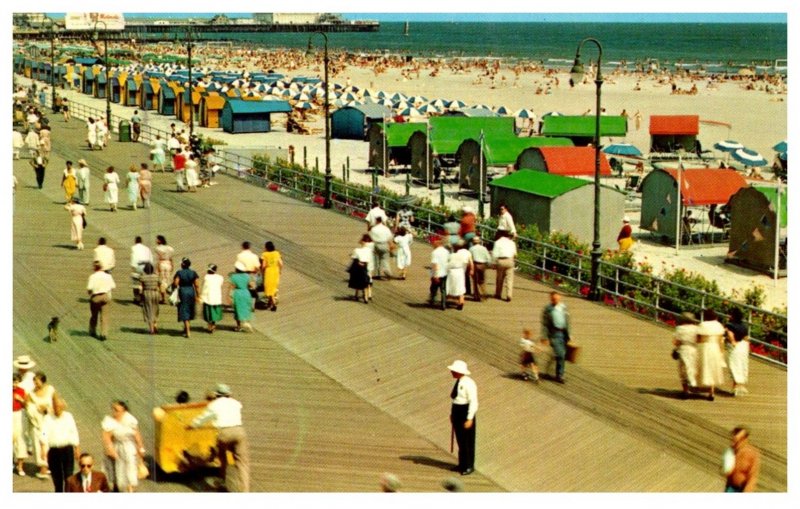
[
  {"xmin": 13, "ymin": 355, "xmax": 36, "ymax": 370},
  {"xmin": 214, "ymin": 383, "xmax": 231, "ymax": 396},
  {"xmin": 623, "ymin": 216, "xmax": 630, "ymax": 223},
  {"xmin": 78, "ymin": 159, "xmax": 87, "ymax": 166},
  {"xmin": 447, "ymin": 360, "xmax": 470, "ymax": 375}
]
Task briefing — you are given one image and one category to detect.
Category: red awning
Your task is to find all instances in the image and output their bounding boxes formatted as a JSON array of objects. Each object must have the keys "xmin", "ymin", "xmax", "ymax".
[
  {"xmin": 661, "ymin": 168, "xmax": 747, "ymax": 205},
  {"xmin": 649, "ymin": 115, "xmax": 700, "ymax": 136},
  {"xmin": 538, "ymin": 146, "xmax": 612, "ymax": 176}
]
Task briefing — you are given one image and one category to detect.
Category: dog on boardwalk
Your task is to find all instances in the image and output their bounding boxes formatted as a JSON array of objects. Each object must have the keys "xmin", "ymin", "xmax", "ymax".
[{"xmin": 48, "ymin": 316, "xmax": 60, "ymax": 343}]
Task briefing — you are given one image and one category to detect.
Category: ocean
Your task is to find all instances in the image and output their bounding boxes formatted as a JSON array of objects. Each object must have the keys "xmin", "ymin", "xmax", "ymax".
[{"xmin": 202, "ymin": 22, "xmax": 787, "ymax": 72}]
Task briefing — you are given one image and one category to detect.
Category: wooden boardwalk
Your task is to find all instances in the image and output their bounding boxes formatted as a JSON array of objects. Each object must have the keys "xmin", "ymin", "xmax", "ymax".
[{"xmin": 11, "ymin": 112, "xmax": 787, "ymax": 493}]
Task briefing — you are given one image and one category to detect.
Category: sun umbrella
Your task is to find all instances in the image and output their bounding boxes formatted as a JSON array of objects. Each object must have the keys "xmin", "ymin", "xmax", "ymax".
[
  {"xmin": 392, "ymin": 100, "xmax": 410, "ymax": 109},
  {"xmin": 417, "ymin": 103, "xmax": 441, "ymax": 114},
  {"xmin": 391, "ymin": 92, "xmax": 408, "ymax": 102},
  {"xmin": 513, "ymin": 108, "xmax": 536, "ymax": 118},
  {"xmin": 396, "ymin": 106, "xmax": 422, "ymax": 117},
  {"xmin": 293, "ymin": 92, "xmax": 311, "ymax": 101},
  {"xmin": 602, "ymin": 143, "xmax": 643, "ymax": 157},
  {"xmin": 773, "ymin": 140, "xmax": 787, "ymax": 153},
  {"xmin": 340, "ymin": 91, "xmax": 359, "ymax": 102},
  {"xmin": 294, "ymin": 101, "xmax": 315, "ymax": 110},
  {"xmin": 494, "ymin": 105, "xmax": 511, "ymax": 115},
  {"xmin": 732, "ymin": 148, "xmax": 768, "ymax": 167},
  {"xmin": 713, "ymin": 140, "xmax": 744, "ymax": 153},
  {"xmin": 472, "ymin": 104, "xmax": 491, "ymax": 111},
  {"xmin": 541, "ymin": 111, "xmax": 563, "ymax": 118},
  {"xmin": 448, "ymin": 100, "xmax": 466, "ymax": 109},
  {"xmin": 407, "ymin": 95, "xmax": 428, "ymax": 106}
]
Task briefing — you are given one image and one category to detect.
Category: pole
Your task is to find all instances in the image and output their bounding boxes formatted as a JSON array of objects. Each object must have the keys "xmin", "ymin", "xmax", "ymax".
[
  {"xmin": 774, "ymin": 181, "xmax": 781, "ymax": 285},
  {"xmin": 105, "ymin": 36, "xmax": 110, "ymax": 128},
  {"xmin": 320, "ymin": 32, "xmax": 332, "ymax": 208},
  {"xmin": 675, "ymin": 157, "xmax": 682, "ymax": 253},
  {"xmin": 478, "ymin": 130, "xmax": 485, "ymax": 218},
  {"xmin": 382, "ymin": 115, "xmax": 388, "ymax": 178},
  {"xmin": 426, "ymin": 122, "xmax": 431, "ymax": 190},
  {"xmin": 187, "ymin": 27, "xmax": 193, "ymax": 140},
  {"xmin": 45, "ymin": 16, "xmax": 56, "ymax": 112}
]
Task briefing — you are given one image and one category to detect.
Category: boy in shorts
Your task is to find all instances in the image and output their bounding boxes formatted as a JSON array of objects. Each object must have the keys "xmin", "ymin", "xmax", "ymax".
[{"xmin": 519, "ymin": 328, "xmax": 542, "ymax": 382}]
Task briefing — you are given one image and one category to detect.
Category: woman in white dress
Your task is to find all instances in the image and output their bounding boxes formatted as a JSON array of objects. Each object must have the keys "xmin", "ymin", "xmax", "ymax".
[
  {"xmin": 154, "ymin": 235, "xmax": 175, "ymax": 303},
  {"xmin": 126, "ymin": 165, "xmax": 140, "ymax": 210},
  {"xmin": 673, "ymin": 311, "xmax": 698, "ymax": 397},
  {"xmin": 96, "ymin": 119, "xmax": 108, "ymax": 149},
  {"xmin": 394, "ymin": 227, "xmax": 413, "ymax": 280},
  {"xmin": 101, "ymin": 400, "xmax": 145, "ymax": 492},
  {"xmin": 201, "ymin": 264, "xmax": 225, "ymax": 333},
  {"xmin": 25, "ymin": 129, "xmax": 40, "ymax": 155},
  {"xmin": 86, "ymin": 118, "xmax": 98, "ymax": 150},
  {"xmin": 185, "ymin": 154, "xmax": 199, "ymax": 192},
  {"xmin": 150, "ymin": 135, "xmax": 167, "ymax": 172},
  {"xmin": 445, "ymin": 245, "xmax": 469, "ymax": 310},
  {"xmin": 725, "ymin": 307, "xmax": 750, "ymax": 396},
  {"xmin": 103, "ymin": 166, "xmax": 120, "ymax": 212},
  {"xmin": 26, "ymin": 372, "xmax": 56, "ymax": 479},
  {"xmin": 696, "ymin": 309, "xmax": 726, "ymax": 401},
  {"xmin": 64, "ymin": 197, "xmax": 86, "ymax": 250}
]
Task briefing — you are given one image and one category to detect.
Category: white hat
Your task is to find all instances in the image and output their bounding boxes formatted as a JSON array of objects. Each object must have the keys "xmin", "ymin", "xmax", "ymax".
[
  {"xmin": 214, "ymin": 383, "xmax": 231, "ymax": 396},
  {"xmin": 447, "ymin": 360, "xmax": 470, "ymax": 375},
  {"xmin": 623, "ymin": 216, "xmax": 630, "ymax": 223},
  {"xmin": 462, "ymin": 206, "xmax": 474, "ymax": 213},
  {"xmin": 13, "ymin": 355, "xmax": 36, "ymax": 370}
]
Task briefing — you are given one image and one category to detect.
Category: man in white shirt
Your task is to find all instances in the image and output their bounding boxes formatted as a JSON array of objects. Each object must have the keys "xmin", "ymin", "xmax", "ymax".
[
  {"xmin": 87, "ymin": 261, "xmax": 116, "ymax": 341},
  {"xmin": 236, "ymin": 241, "xmax": 261, "ymax": 310},
  {"xmin": 429, "ymin": 236, "xmax": 450, "ymax": 309},
  {"xmin": 93, "ymin": 237, "xmax": 115, "ymax": 273},
  {"xmin": 492, "ymin": 230, "xmax": 517, "ymax": 302},
  {"xmin": 189, "ymin": 384, "xmax": 250, "ymax": 492},
  {"xmin": 468, "ymin": 236, "xmax": 492, "ymax": 301},
  {"xmin": 448, "ymin": 360, "xmax": 478, "ymax": 476},
  {"xmin": 130, "ymin": 236, "xmax": 154, "ymax": 304},
  {"xmin": 365, "ymin": 200, "xmax": 388, "ymax": 229},
  {"xmin": 368, "ymin": 216, "xmax": 394, "ymax": 279},
  {"xmin": 497, "ymin": 204, "xmax": 517, "ymax": 239}
]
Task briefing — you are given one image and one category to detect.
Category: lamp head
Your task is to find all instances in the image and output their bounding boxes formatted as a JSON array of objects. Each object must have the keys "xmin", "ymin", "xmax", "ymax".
[{"xmin": 569, "ymin": 56, "xmax": 585, "ymax": 87}]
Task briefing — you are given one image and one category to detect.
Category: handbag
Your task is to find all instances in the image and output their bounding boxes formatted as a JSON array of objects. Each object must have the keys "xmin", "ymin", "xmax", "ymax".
[
  {"xmin": 137, "ymin": 459, "xmax": 149, "ymax": 480},
  {"xmin": 81, "ymin": 214, "xmax": 87, "ymax": 229},
  {"xmin": 168, "ymin": 287, "xmax": 179, "ymax": 306},
  {"xmin": 671, "ymin": 348, "xmax": 680, "ymax": 360}
]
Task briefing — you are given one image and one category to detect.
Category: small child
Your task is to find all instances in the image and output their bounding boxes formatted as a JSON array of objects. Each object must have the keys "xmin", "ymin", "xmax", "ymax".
[{"xmin": 519, "ymin": 328, "xmax": 541, "ymax": 382}]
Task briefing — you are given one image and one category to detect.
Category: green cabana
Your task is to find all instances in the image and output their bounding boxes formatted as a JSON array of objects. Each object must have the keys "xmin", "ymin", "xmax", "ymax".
[
  {"xmin": 488, "ymin": 170, "xmax": 626, "ymax": 248},
  {"xmin": 726, "ymin": 185, "xmax": 787, "ymax": 275},
  {"xmin": 366, "ymin": 122, "xmax": 426, "ymax": 171},
  {"xmin": 408, "ymin": 116, "xmax": 516, "ymax": 185},
  {"xmin": 456, "ymin": 136, "xmax": 574, "ymax": 194},
  {"xmin": 540, "ymin": 115, "xmax": 628, "ymax": 146}
]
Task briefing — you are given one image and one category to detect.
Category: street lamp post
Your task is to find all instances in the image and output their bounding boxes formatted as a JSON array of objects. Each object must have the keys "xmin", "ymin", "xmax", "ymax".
[
  {"xmin": 93, "ymin": 20, "xmax": 112, "ymax": 130},
  {"xmin": 306, "ymin": 32, "xmax": 331, "ymax": 209},
  {"xmin": 42, "ymin": 15, "xmax": 57, "ymax": 112},
  {"xmin": 570, "ymin": 37, "xmax": 604, "ymax": 301},
  {"xmin": 185, "ymin": 26, "xmax": 194, "ymax": 140}
]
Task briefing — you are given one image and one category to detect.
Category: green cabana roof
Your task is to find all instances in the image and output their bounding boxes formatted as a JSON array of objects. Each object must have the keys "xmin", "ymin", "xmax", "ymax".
[
  {"xmin": 488, "ymin": 169, "xmax": 589, "ymax": 198},
  {"xmin": 754, "ymin": 186, "xmax": 788, "ymax": 228},
  {"xmin": 541, "ymin": 115, "xmax": 628, "ymax": 137},
  {"xmin": 429, "ymin": 116, "xmax": 515, "ymax": 154},
  {"xmin": 224, "ymin": 98, "xmax": 291, "ymax": 114},
  {"xmin": 480, "ymin": 136, "xmax": 574, "ymax": 166},
  {"xmin": 382, "ymin": 122, "xmax": 426, "ymax": 147}
]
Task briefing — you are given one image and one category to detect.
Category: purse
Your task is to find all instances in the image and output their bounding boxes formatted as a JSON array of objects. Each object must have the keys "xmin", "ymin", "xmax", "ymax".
[
  {"xmin": 137, "ymin": 459, "xmax": 149, "ymax": 480},
  {"xmin": 168, "ymin": 287, "xmax": 179, "ymax": 306},
  {"xmin": 82, "ymin": 214, "xmax": 87, "ymax": 229},
  {"xmin": 671, "ymin": 348, "xmax": 680, "ymax": 360}
]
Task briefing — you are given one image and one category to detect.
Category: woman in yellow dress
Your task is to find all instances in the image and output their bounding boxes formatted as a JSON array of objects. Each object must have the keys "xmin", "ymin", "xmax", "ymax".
[
  {"xmin": 260, "ymin": 241, "xmax": 283, "ymax": 311},
  {"xmin": 61, "ymin": 161, "xmax": 77, "ymax": 203}
]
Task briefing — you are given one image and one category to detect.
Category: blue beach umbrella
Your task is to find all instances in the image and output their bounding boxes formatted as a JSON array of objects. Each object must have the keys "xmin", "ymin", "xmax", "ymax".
[
  {"xmin": 513, "ymin": 108, "xmax": 536, "ymax": 118},
  {"xmin": 494, "ymin": 105, "xmax": 511, "ymax": 115},
  {"xmin": 732, "ymin": 147, "xmax": 768, "ymax": 167},
  {"xmin": 602, "ymin": 143, "xmax": 643, "ymax": 157},
  {"xmin": 448, "ymin": 99, "xmax": 466, "ymax": 110},
  {"xmin": 396, "ymin": 106, "xmax": 423, "ymax": 117},
  {"xmin": 773, "ymin": 140, "xmax": 787, "ymax": 153},
  {"xmin": 713, "ymin": 140, "xmax": 744, "ymax": 153},
  {"xmin": 417, "ymin": 103, "xmax": 441, "ymax": 114}
]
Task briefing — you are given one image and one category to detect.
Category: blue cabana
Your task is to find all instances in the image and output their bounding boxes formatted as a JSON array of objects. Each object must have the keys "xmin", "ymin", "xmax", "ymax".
[
  {"xmin": 158, "ymin": 82, "xmax": 176, "ymax": 116},
  {"xmin": 331, "ymin": 104, "xmax": 392, "ymax": 140},
  {"xmin": 95, "ymin": 71, "xmax": 108, "ymax": 99},
  {"xmin": 220, "ymin": 99, "xmax": 291, "ymax": 133},
  {"xmin": 141, "ymin": 80, "xmax": 159, "ymax": 110},
  {"xmin": 108, "ymin": 74, "xmax": 122, "ymax": 103},
  {"xmin": 82, "ymin": 67, "xmax": 95, "ymax": 95},
  {"xmin": 125, "ymin": 76, "xmax": 140, "ymax": 106}
]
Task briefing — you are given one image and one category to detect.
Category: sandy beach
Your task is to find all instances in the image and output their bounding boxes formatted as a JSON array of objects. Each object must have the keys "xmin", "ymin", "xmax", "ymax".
[{"xmin": 14, "ymin": 45, "xmax": 788, "ymax": 309}]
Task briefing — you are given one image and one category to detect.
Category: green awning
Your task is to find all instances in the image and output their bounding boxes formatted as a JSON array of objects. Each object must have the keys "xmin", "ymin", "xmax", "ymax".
[
  {"xmin": 488, "ymin": 169, "xmax": 589, "ymax": 198},
  {"xmin": 541, "ymin": 115, "xmax": 628, "ymax": 137},
  {"xmin": 754, "ymin": 186, "xmax": 788, "ymax": 228},
  {"xmin": 383, "ymin": 122, "xmax": 426, "ymax": 147},
  {"xmin": 429, "ymin": 116, "xmax": 515, "ymax": 154},
  {"xmin": 482, "ymin": 136, "xmax": 573, "ymax": 166}
]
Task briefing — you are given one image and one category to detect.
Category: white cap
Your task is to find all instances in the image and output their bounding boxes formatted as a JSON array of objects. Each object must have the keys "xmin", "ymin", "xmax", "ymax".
[{"xmin": 623, "ymin": 216, "xmax": 630, "ymax": 223}]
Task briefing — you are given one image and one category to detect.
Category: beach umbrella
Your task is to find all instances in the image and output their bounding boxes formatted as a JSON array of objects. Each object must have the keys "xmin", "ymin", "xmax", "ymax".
[
  {"xmin": 602, "ymin": 143, "xmax": 643, "ymax": 157},
  {"xmin": 279, "ymin": 89, "xmax": 293, "ymax": 98},
  {"xmin": 448, "ymin": 100, "xmax": 466, "ymax": 109},
  {"xmin": 713, "ymin": 140, "xmax": 744, "ymax": 153},
  {"xmin": 375, "ymin": 98, "xmax": 395, "ymax": 107},
  {"xmin": 779, "ymin": 152, "xmax": 787, "ymax": 161},
  {"xmin": 542, "ymin": 111, "xmax": 563, "ymax": 118},
  {"xmin": 294, "ymin": 101, "xmax": 316, "ymax": 110},
  {"xmin": 417, "ymin": 103, "xmax": 441, "ymax": 114},
  {"xmin": 390, "ymin": 92, "xmax": 408, "ymax": 102},
  {"xmin": 513, "ymin": 108, "xmax": 536, "ymax": 118},
  {"xmin": 344, "ymin": 85, "xmax": 360, "ymax": 94},
  {"xmin": 429, "ymin": 98, "xmax": 447, "ymax": 109},
  {"xmin": 392, "ymin": 100, "xmax": 410, "ymax": 109},
  {"xmin": 732, "ymin": 147, "xmax": 769, "ymax": 167},
  {"xmin": 261, "ymin": 95, "xmax": 280, "ymax": 101},
  {"xmin": 472, "ymin": 104, "xmax": 492, "ymax": 111},
  {"xmin": 407, "ymin": 95, "xmax": 428, "ymax": 105},
  {"xmin": 773, "ymin": 140, "xmax": 787, "ymax": 153},
  {"xmin": 293, "ymin": 92, "xmax": 311, "ymax": 101},
  {"xmin": 396, "ymin": 106, "xmax": 422, "ymax": 117},
  {"xmin": 341, "ymin": 91, "xmax": 359, "ymax": 102},
  {"xmin": 494, "ymin": 105, "xmax": 511, "ymax": 115}
]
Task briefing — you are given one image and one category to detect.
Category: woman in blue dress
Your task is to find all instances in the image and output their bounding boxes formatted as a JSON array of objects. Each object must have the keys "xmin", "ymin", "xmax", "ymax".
[
  {"xmin": 230, "ymin": 261, "xmax": 253, "ymax": 332},
  {"xmin": 173, "ymin": 257, "xmax": 200, "ymax": 338}
]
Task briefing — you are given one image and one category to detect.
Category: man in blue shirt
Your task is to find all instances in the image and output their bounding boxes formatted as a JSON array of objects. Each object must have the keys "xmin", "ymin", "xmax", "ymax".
[{"xmin": 541, "ymin": 291, "xmax": 571, "ymax": 383}]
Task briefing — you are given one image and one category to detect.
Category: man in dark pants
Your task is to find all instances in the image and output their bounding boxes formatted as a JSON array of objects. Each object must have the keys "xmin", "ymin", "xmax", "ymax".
[
  {"xmin": 541, "ymin": 291, "xmax": 571, "ymax": 383},
  {"xmin": 429, "ymin": 236, "xmax": 449, "ymax": 309},
  {"xmin": 448, "ymin": 360, "xmax": 478, "ymax": 475}
]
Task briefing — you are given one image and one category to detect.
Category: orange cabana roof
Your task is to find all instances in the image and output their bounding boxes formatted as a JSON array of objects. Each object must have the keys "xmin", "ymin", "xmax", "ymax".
[
  {"xmin": 661, "ymin": 168, "xmax": 747, "ymax": 206},
  {"xmin": 537, "ymin": 146, "xmax": 612, "ymax": 176},
  {"xmin": 203, "ymin": 94, "xmax": 226, "ymax": 110},
  {"xmin": 649, "ymin": 115, "xmax": 699, "ymax": 136}
]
